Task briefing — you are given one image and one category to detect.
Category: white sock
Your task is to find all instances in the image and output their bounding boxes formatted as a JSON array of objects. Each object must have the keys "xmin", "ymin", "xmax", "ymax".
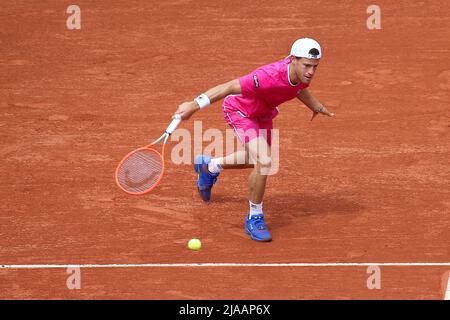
[
  {"xmin": 249, "ymin": 201, "xmax": 263, "ymax": 217},
  {"xmin": 208, "ymin": 157, "xmax": 223, "ymax": 174}
]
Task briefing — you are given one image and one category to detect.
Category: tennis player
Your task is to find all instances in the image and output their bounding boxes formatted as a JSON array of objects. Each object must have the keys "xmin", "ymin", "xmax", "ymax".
[{"xmin": 173, "ymin": 38, "xmax": 334, "ymax": 242}]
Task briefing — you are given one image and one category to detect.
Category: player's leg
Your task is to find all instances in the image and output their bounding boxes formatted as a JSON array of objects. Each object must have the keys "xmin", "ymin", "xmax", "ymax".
[
  {"xmin": 209, "ymin": 150, "xmax": 253, "ymax": 170},
  {"xmin": 246, "ymin": 136, "xmax": 271, "ymax": 203},
  {"xmin": 244, "ymin": 134, "xmax": 273, "ymax": 242},
  {"xmin": 194, "ymin": 149, "xmax": 252, "ymax": 201},
  {"xmin": 194, "ymin": 107, "xmax": 258, "ymax": 201}
]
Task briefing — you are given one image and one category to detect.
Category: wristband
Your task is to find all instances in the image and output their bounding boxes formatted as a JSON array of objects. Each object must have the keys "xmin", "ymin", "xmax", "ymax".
[{"xmin": 195, "ymin": 94, "xmax": 211, "ymax": 109}]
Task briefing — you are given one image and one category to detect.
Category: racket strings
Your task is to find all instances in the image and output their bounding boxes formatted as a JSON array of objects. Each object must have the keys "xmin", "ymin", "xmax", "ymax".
[{"xmin": 117, "ymin": 149, "xmax": 163, "ymax": 194}]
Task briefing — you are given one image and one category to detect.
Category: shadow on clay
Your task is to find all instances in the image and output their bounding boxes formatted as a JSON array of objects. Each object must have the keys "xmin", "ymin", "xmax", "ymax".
[{"xmin": 265, "ymin": 192, "xmax": 365, "ymax": 231}]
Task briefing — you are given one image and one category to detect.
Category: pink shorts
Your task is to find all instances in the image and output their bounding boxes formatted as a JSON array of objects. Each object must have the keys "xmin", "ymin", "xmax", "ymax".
[{"xmin": 222, "ymin": 103, "xmax": 278, "ymax": 146}]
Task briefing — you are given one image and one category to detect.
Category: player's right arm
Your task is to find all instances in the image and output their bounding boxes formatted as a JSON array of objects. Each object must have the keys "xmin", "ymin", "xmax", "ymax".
[{"xmin": 173, "ymin": 79, "xmax": 241, "ymax": 120}]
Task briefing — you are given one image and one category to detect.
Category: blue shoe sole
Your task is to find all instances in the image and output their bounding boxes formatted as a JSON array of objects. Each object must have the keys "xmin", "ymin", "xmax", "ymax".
[
  {"xmin": 198, "ymin": 188, "xmax": 211, "ymax": 202},
  {"xmin": 196, "ymin": 176, "xmax": 211, "ymax": 202},
  {"xmin": 245, "ymin": 228, "xmax": 272, "ymax": 242}
]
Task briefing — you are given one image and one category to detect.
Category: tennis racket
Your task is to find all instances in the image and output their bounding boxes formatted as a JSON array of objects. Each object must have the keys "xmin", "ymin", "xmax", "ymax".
[{"xmin": 115, "ymin": 114, "xmax": 182, "ymax": 195}]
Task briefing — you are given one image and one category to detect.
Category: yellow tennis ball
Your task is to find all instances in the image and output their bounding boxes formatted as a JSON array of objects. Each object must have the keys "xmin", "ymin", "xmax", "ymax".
[{"xmin": 188, "ymin": 238, "xmax": 202, "ymax": 251}]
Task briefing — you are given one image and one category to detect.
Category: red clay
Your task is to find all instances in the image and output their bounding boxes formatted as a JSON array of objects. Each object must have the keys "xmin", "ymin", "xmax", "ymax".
[{"xmin": 0, "ymin": 0, "xmax": 449, "ymax": 299}]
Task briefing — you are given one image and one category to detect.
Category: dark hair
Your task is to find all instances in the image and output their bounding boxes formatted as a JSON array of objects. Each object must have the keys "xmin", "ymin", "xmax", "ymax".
[{"xmin": 308, "ymin": 48, "xmax": 320, "ymax": 56}]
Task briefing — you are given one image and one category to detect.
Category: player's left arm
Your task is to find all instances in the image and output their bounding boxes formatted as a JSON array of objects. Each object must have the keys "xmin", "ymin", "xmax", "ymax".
[{"xmin": 297, "ymin": 88, "xmax": 335, "ymax": 121}]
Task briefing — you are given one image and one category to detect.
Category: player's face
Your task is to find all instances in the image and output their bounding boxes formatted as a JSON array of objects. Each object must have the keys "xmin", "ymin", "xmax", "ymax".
[{"xmin": 294, "ymin": 58, "xmax": 320, "ymax": 84}]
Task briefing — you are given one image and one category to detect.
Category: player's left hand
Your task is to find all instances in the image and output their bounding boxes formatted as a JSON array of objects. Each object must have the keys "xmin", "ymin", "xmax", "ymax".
[{"xmin": 311, "ymin": 105, "xmax": 335, "ymax": 121}]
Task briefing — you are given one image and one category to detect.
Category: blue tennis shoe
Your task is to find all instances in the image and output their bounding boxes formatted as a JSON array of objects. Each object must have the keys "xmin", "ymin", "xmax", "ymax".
[
  {"xmin": 245, "ymin": 214, "xmax": 272, "ymax": 242},
  {"xmin": 194, "ymin": 154, "xmax": 220, "ymax": 202}
]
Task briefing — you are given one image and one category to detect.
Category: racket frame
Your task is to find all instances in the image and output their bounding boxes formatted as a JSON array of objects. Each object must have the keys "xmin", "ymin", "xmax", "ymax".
[{"xmin": 115, "ymin": 115, "xmax": 181, "ymax": 195}]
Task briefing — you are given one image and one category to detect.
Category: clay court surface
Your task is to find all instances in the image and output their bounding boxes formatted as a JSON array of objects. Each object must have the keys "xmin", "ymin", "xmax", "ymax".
[{"xmin": 1, "ymin": 0, "xmax": 449, "ymax": 299}]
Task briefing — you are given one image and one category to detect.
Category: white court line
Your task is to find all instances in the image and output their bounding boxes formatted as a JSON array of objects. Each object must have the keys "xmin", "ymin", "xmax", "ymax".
[{"xmin": 2, "ymin": 262, "xmax": 450, "ymax": 269}]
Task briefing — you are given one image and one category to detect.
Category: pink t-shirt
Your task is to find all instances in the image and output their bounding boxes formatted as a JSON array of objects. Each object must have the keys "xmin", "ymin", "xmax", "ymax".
[{"xmin": 224, "ymin": 58, "xmax": 309, "ymax": 118}]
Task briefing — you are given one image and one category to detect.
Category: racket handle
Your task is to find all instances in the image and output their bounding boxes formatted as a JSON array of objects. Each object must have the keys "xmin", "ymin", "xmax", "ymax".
[{"xmin": 165, "ymin": 114, "xmax": 182, "ymax": 135}]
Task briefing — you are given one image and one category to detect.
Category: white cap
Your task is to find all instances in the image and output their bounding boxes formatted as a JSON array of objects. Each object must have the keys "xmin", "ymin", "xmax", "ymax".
[{"xmin": 290, "ymin": 38, "xmax": 322, "ymax": 59}]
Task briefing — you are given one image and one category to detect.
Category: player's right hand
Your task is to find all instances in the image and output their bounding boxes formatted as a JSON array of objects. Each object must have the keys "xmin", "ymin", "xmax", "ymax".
[{"xmin": 173, "ymin": 101, "xmax": 200, "ymax": 120}]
